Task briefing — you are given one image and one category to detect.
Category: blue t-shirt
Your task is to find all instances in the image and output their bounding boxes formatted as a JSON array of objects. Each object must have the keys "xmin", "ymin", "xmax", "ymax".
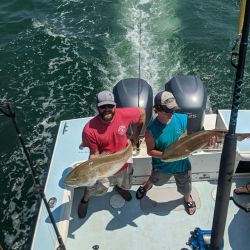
[{"xmin": 147, "ymin": 113, "xmax": 191, "ymax": 174}]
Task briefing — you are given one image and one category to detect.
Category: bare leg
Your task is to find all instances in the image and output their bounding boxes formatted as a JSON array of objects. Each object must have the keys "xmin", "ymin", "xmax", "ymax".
[
  {"xmin": 81, "ymin": 188, "xmax": 91, "ymax": 202},
  {"xmin": 136, "ymin": 179, "xmax": 153, "ymax": 199},
  {"xmin": 143, "ymin": 180, "xmax": 153, "ymax": 190},
  {"xmin": 184, "ymin": 194, "xmax": 196, "ymax": 215},
  {"xmin": 78, "ymin": 188, "xmax": 91, "ymax": 218},
  {"xmin": 234, "ymin": 182, "xmax": 250, "ymax": 194}
]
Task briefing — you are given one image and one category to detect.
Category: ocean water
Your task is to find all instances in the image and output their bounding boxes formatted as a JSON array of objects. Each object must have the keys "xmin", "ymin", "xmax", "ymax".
[{"xmin": 0, "ymin": 0, "xmax": 249, "ymax": 249}]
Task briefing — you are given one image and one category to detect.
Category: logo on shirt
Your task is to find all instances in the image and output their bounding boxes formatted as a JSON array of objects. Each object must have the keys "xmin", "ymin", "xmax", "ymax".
[{"xmin": 118, "ymin": 125, "xmax": 126, "ymax": 135}]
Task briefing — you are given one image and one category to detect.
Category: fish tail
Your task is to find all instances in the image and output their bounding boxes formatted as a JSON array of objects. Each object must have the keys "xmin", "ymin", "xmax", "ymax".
[{"xmin": 236, "ymin": 133, "xmax": 250, "ymax": 141}]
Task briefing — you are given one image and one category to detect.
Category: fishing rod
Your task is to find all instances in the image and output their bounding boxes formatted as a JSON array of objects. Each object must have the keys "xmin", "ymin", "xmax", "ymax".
[
  {"xmin": 210, "ymin": 1, "xmax": 250, "ymax": 249},
  {"xmin": 231, "ymin": 0, "xmax": 247, "ymax": 68},
  {"xmin": 0, "ymin": 102, "xmax": 66, "ymax": 250}
]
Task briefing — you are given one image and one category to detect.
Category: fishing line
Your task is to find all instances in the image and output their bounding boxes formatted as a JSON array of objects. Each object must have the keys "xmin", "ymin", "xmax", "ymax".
[{"xmin": 0, "ymin": 101, "xmax": 66, "ymax": 250}]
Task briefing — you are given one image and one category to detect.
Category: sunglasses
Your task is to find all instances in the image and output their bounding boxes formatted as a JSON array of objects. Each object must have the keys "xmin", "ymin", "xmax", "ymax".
[
  {"xmin": 155, "ymin": 105, "xmax": 174, "ymax": 114},
  {"xmin": 99, "ymin": 104, "xmax": 115, "ymax": 109},
  {"xmin": 161, "ymin": 106, "xmax": 174, "ymax": 114}
]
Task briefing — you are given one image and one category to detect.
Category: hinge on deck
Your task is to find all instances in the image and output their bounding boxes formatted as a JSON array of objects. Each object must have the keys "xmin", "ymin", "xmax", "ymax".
[{"xmin": 62, "ymin": 122, "xmax": 68, "ymax": 134}]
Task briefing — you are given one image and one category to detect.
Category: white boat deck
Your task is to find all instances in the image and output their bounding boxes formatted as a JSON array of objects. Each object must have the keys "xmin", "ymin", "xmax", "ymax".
[
  {"xmin": 31, "ymin": 110, "xmax": 250, "ymax": 250},
  {"xmin": 67, "ymin": 181, "xmax": 250, "ymax": 250}
]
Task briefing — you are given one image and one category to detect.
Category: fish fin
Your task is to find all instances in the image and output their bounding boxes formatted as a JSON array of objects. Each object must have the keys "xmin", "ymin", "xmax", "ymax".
[
  {"xmin": 127, "ymin": 156, "xmax": 133, "ymax": 164},
  {"xmin": 100, "ymin": 151, "xmax": 111, "ymax": 156},
  {"xmin": 100, "ymin": 178, "xmax": 110, "ymax": 188},
  {"xmin": 84, "ymin": 178, "xmax": 98, "ymax": 187},
  {"xmin": 161, "ymin": 156, "xmax": 188, "ymax": 163},
  {"xmin": 200, "ymin": 141, "xmax": 216, "ymax": 149},
  {"xmin": 237, "ymin": 134, "xmax": 250, "ymax": 141},
  {"xmin": 190, "ymin": 150, "xmax": 202, "ymax": 155},
  {"xmin": 70, "ymin": 160, "xmax": 86, "ymax": 168}
]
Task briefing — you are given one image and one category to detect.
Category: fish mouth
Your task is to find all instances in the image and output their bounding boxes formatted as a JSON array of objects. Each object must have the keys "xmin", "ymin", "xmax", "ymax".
[
  {"xmin": 64, "ymin": 179, "xmax": 79, "ymax": 188},
  {"xmin": 161, "ymin": 156, "xmax": 188, "ymax": 162},
  {"xmin": 65, "ymin": 183, "xmax": 78, "ymax": 188},
  {"xmin": 64, "ymin": 176, "xmax": 77, "ymax": 186}
]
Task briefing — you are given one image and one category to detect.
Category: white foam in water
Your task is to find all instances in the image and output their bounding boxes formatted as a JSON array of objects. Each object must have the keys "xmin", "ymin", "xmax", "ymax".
[
  {"xmin": 32, "ymin": 18, "xmax": 44, "ymax": 28},
  {"xmin": 139, "ymin": 0, "xmax": 151, "ymax": 4},
  {"xmin": 3, "ymin": 1, "xmax": 243, "ymax": 249},
  {"xmin": 2, "ymin": 3, "xmax": 117, "ymax": 249},
  {"xmin": 106, "ymin": 0, "xmax": 183, "ymax": 93},
  {"xmin": 32, "ymin": 18, "xmax": 66, "ymax": 39},
  {"xmin": 106, "ymin": 46, "xmax": 129, "ymax": 83},
  {"xmin": 2, "ymin": 148, "xmax": 37, "ymax": 249},
  {"xmin": 48, "ymin": 56, "xmax": 73, "ymax": 74}
]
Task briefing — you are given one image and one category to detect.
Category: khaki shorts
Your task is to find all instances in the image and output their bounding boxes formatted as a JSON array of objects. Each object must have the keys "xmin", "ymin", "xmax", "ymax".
[
  {"xmin": 87, "ymin": 164, "xmax": 133, "ymax": 197},
  {"xmin": 149, "ymin": 168, "xmax": 192, "ymax": 196}
]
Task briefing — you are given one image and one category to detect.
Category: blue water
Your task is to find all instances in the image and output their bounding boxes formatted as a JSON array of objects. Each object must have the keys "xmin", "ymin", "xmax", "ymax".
[{"xmin": 0, "ymin": 0, "xmax": 249, "ymax": 249}]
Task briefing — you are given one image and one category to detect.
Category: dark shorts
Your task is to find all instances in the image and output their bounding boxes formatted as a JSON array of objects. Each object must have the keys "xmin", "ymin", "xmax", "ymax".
[{"xmin": 149, "ymin": 168, "xmax": 192, "ymax": 196}]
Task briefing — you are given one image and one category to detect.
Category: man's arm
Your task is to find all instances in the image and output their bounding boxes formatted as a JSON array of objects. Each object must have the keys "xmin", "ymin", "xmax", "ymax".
[
  {"xmin": 145, "ymin": 129, "xmax": 163, "ymax": 158},
  {"xmin": 145, "ymin": 129, "xmax": 188, "ymax": 158},
  {"xmin": 89, "ymin": 148, "xmax": 100, "ymax": 160},
  {"xmin": 82, "ymin": 128, "xmax": 100, "ymax": 160},
  {"xmin": 180, "ymin": 130, "xmax": 187, "ymax": 139}
]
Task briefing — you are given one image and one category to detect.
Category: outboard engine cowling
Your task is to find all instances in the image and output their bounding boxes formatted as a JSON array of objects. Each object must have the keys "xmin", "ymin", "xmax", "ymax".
[
  {"xmin": 113, "ymin": 78, "xmax": 153, "ymax": 136},
  {"xmin": 165, "ymin": 75, "xmax": 207, "ymax": 134}
]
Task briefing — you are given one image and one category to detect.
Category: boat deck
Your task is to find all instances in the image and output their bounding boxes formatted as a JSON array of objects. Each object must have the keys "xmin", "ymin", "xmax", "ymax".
[
  {"xmin": 31, "ymin": 110, "xmax": 250, "ymax": 250},
  {"xmin": 66, "ymin": 180, "xmax": 250, "ymax": 250}
]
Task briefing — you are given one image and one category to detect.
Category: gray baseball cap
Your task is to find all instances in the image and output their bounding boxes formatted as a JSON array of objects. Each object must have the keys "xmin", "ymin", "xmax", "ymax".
[
  {"xmin": 154, "ymin": 91, "xmax": 180, "ymax": 111},
  {"xmin": 96, "ymin": 90, "xmax": 116, "ymax": 107}
]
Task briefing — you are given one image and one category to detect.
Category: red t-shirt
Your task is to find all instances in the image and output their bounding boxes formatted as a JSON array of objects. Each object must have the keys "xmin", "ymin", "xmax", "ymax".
[{"xmin": 82, "ymin": 108, "xmax": 141, "ymax": 172}]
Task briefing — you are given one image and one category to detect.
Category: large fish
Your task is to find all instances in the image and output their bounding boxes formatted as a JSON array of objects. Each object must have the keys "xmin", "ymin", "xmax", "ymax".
[
  {"xmin": 161, "ymin": 129, "xmax": 250, "ymax": 162},
  {"xmin": 64, "ymin": 140, "xmax": 133, "ymax": 187}
]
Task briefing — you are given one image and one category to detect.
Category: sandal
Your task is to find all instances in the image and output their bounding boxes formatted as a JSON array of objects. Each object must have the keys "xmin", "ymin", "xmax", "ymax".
[
  {"xmin": 234, "ymin": 183, "xmax": 250, "ymax": 195},
  {"xmin": 136, "ymin": 185, "xmax": 152, "ymax": 200},
  {"xmin": 114, "ymin": 185, "xmax": 132, "ymax": 201},
  {"xmin": 184, "ymin": 196, "xmax": 196, "ymax": 215}
]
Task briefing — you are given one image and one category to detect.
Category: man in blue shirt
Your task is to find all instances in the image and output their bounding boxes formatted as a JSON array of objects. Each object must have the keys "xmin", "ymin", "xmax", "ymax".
[{"xmin": 136, "ymin": 91, "xmax": 196, "ymax": 215}]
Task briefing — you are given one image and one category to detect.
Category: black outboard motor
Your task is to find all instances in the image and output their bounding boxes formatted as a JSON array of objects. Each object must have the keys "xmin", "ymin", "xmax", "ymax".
[
  {"xmin": 165, "ymin": 75, "xmax": 207, "ymax": 134},
  {"xmin": 113, "ymin": 78, "xmax": 153, "ymax": 136}
]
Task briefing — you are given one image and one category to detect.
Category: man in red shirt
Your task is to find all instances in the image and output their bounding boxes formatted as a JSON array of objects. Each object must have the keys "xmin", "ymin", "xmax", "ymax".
[{"xmin": 78, "ymin": 90, "xmax": 145, "ymax": 218}]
